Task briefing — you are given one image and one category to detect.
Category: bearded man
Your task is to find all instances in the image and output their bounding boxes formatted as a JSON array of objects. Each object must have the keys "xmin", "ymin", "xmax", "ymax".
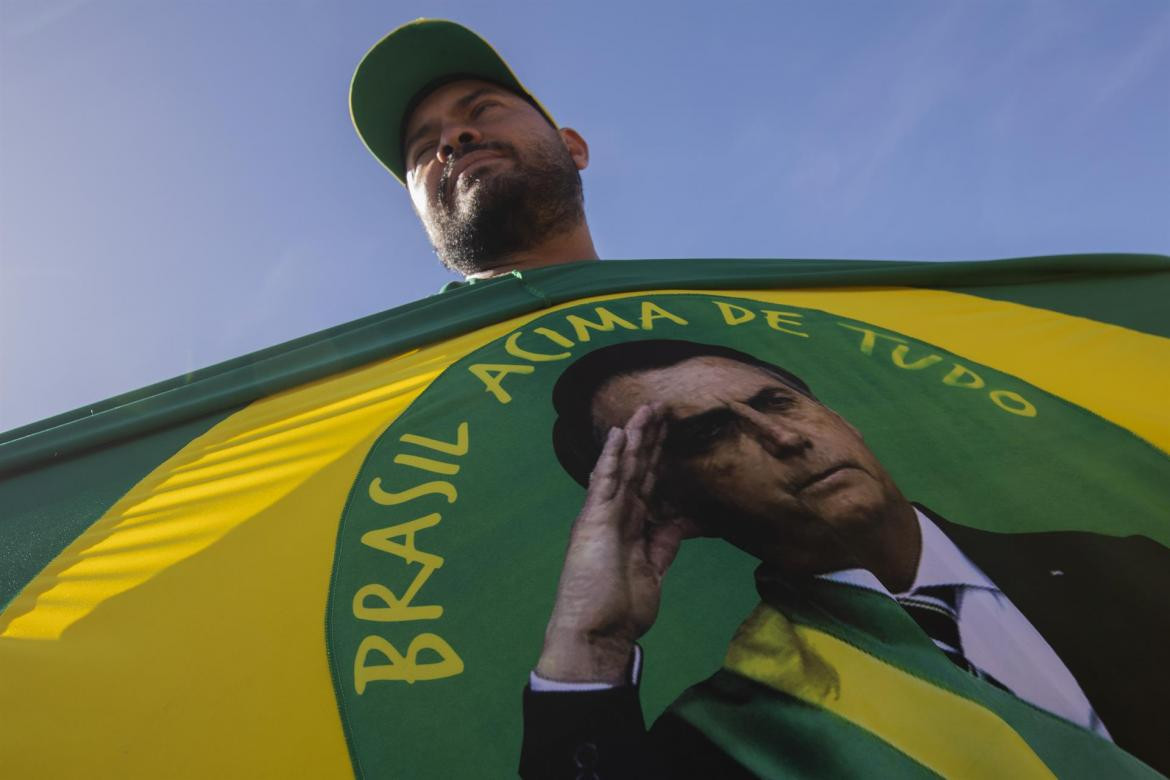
[{"xmin": 350, "ymin": 20, "xmax": 599, "ymax": 281}]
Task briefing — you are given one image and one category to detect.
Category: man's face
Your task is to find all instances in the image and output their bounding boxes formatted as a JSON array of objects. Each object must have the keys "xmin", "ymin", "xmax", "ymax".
[
  {"xmin": 590, "ymin": 357, "xmax": 908, "ymax": 573},
  {"xmin": 401, "ymin": 79, "xmax": 586, "ymax": 275}
]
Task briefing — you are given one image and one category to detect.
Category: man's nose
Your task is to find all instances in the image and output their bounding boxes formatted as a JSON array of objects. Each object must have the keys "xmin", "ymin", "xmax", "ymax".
[{"xmin": 437, "ymin": 126, "xmax": 482, "ymax": 163}]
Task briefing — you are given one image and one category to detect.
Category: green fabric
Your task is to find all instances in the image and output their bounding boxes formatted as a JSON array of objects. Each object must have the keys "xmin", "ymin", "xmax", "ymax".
[
  {"xmin": 4, "ymin": 256, "xmax": 1165, "ymax": 479},
  {"xmin": 438, "ymin": 275, "xmax": 484, "ymax": 293},
  {"xmin": 945, "ymin": 270, "xmax": 1170, "ymax": 339}
]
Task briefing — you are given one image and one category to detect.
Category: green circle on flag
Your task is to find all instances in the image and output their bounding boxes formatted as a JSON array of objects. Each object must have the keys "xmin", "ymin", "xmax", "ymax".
[{"xmin": 325, "ymin": 293, "xmax": 1170, "ymax": 778}]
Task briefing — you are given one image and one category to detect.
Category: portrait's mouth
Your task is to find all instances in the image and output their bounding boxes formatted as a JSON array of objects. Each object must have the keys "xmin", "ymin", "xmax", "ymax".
[{"xmin": 796, "ymin": 464, "xmax": 857, "ymax": 493}]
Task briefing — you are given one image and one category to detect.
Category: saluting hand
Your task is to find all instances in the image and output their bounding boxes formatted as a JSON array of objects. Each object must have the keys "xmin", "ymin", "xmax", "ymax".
[{"xmin": 535, "ymin": 404, "xmax": 690, "ymax": 684}]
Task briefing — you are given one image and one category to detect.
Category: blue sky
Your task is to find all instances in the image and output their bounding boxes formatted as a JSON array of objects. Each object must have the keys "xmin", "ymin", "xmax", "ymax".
[{"xmin": 2, "ymin": 0, "xmax": 1168, "ymax": 432}]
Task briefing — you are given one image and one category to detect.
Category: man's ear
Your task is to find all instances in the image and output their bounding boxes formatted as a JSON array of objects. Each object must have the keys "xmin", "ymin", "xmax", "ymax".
[
  {"xmin": 656, "ymin": 496, "xmax": 708, "ymax": 540},
  {"xmin": 559, "ymin": 127, "xmax": 589, "ymax": 171},
  {"xmin": 672, "ymin": 515, "xmax": 706, "ymax": 540}
]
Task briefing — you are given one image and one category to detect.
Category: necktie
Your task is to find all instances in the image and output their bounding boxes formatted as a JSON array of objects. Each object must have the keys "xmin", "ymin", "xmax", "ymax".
[{"xmin": 897, "ymin": 584, "xmax": 1011, "ymax": 692}]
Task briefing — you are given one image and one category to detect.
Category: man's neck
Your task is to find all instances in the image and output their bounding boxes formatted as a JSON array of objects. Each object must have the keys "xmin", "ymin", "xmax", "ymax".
[
  {"xmin": 464, "ymin": 222, "xmax": 599, "ymax": 280},
  {"xmin": 858, "ymin": 500, "xmax": 922, "ymax": 594},
  {"xmin": 830, "ymin": 500, "xmax": 920, "ymax": 594},
  {"xmin": 761, "ymin": 499, "xmax": 922, "ymax": 594}
]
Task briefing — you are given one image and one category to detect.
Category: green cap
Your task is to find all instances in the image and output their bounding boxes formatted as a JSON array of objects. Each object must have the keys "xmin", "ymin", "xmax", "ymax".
[{"xmin": 350, "ymin": 19, "xmax": 556, "ymax": 184}]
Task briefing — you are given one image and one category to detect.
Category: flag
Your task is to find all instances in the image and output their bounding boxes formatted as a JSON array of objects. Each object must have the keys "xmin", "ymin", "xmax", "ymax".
[{"xmin": 2, "ymin": 255, "xmax": 1167, "ymax": 778}]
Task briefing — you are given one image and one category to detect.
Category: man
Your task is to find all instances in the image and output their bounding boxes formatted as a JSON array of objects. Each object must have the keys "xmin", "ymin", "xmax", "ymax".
[
  {"xmin": 350, "ymin": 19, "xmax": 599, "ymax": 282},
  {"xmin": 521, "ymin": 339, "xmax": 1170, "ymax": 778}
]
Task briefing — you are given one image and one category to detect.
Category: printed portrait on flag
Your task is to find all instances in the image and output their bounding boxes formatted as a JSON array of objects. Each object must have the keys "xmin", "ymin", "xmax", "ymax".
[
  {"xmin": 521, "ymin": 337, "xmax": 1170, "ymax": 778},
  {"xmin": 324, "ymin": 290, "xmax": 1170, "ymax": 778}
]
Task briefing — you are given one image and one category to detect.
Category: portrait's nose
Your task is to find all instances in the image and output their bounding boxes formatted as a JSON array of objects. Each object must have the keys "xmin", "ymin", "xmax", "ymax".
[
  {"xmin": 437, "ymin": 126, "xmax": 481, "ymax": 163},
  {"xmin": 737, "ymin": 405, "xmax": 810, "ymax": 458}
]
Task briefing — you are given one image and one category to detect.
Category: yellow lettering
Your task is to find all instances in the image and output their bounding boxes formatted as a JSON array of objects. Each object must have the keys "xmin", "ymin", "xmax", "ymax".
[
  {"xmin": 353, "ymin": 573, "xmax": 442, "ymax": 623},
  {"xmin": 990, "ymin": 390, "xmax": 1037, "ymax": 417},
  {"xmin": 353, "ymin": 634, "xmax": 464, "ymax": 693},
  {"xmin": 714, "ymin": 301, "xmax": 756, "ymax": 326},
  {"xmin": 505, "ymin": 331, "xmax": 571, "ymax": 362},
  {"xmin": 468, "ymin": 363, "xmax": 536, "ymax": 404},
  {"xmin": 891, "ymin": 344, "xmax": 943, "ymax": 370},
  {"xmin": 942, "ymin": 363, "xmax": 985, "ymax": 389},
  {"xmin": 534, "ymin": 326, "xmax": 575, "ymax": 348},
  {"xmin": 361, "ymin": 513, "xmax": 444, "ymax": 569},
  {"xmin": 399, "ymin": 422, "xmax": 469, "ymax": 456},
  {"xmin": 393, "ymin": 454, "xmax": 459, "ymax": 475},
  {"xmin": 565, "ymin": 307, "xmax": 639, "ymax": 342},
  {"xmin": 369, "ymin": 479, "xmax": 456, "ymax": 505},
  {"xmin": 837, "ymin": 323, "xmax": 907, "ymax": 355},
  {"xmin": 762, "ymin": 309, "xmax": 809, "ymax": 338},
  {"xmin": 639, "ymin": 301, "xmax": 688, "ymax": 329}
]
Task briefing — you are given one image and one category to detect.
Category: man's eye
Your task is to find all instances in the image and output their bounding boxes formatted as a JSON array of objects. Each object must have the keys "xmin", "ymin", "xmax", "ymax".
[
  {"xmin": 471, "ymin": 101, "xmax": 499, "ymax": 118},
  {"xmin": 412, "ymin": 143, "xmax": 436, "ymax": 166}
]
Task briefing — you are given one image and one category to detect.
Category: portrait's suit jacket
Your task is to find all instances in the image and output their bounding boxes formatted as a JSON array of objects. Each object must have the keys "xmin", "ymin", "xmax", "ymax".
[
  {"xmin": 519, "ymin": 509, "xmax": 1170, "ymax": 779},
  {"xmin": 921, "ymin": 507, "xmax": 1170, "ymax": 774}
]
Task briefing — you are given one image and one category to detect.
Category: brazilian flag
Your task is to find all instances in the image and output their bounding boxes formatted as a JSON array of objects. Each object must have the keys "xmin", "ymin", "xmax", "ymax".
[{"xmin": 1, "ymin": 255, "xmax": 1167, "ymax": 778}]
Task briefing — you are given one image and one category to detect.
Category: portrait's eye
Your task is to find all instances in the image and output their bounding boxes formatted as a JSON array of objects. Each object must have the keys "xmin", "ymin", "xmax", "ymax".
[
  {"xmin": 691, "ymin": 420, "xmax": 730, "ymax": 446},
  {"xmin": 751, "ymin": 389, "xmax": 796, "ymax": 412},
  {"xmin": 668, "ymin": 411, "xmax": 735, "ymax": 455}
]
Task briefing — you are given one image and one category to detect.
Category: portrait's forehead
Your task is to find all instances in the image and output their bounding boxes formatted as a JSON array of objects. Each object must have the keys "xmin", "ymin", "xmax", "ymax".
[{"xmin": 592, "ymin": 357, "xmax": 786, "ymax": 423}]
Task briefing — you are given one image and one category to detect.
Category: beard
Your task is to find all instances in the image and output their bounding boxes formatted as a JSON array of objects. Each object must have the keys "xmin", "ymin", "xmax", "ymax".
[{"xmin": 422, "ymin": 136, "xmax": 585, "ymax": 276}]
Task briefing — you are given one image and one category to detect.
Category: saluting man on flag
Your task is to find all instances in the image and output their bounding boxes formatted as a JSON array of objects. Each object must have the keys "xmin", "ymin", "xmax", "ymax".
[{"xmin": 521, "ymin": 339, "xmax": 1169, "ymax": 778}]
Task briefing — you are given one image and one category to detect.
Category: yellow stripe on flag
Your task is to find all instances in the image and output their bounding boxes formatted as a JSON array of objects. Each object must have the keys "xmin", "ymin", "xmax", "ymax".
[{"xmin": 0, "ymin": 324, "xmax": 522, "ymax": 777}]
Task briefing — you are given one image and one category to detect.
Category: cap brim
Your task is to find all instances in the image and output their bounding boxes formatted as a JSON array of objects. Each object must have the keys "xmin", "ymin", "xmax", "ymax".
[{"xmin": 350, "ymin": 18, "xmax": 554, "ymax": 184}]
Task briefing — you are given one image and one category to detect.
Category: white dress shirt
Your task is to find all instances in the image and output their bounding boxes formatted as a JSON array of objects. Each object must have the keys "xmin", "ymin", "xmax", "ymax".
[
  {"xmin": 821, "ymin": 508, "xmax": 1111, "ymax": 739},
  {"xmin": 533, "ymin": 508, "xmax": 1111, "ymax": 740}
]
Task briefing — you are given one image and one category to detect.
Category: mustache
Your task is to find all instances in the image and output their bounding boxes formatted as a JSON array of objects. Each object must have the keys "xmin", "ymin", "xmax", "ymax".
[{"xmin": 437, "ymin": 141, "xmax": 517, "ymax": 208}]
